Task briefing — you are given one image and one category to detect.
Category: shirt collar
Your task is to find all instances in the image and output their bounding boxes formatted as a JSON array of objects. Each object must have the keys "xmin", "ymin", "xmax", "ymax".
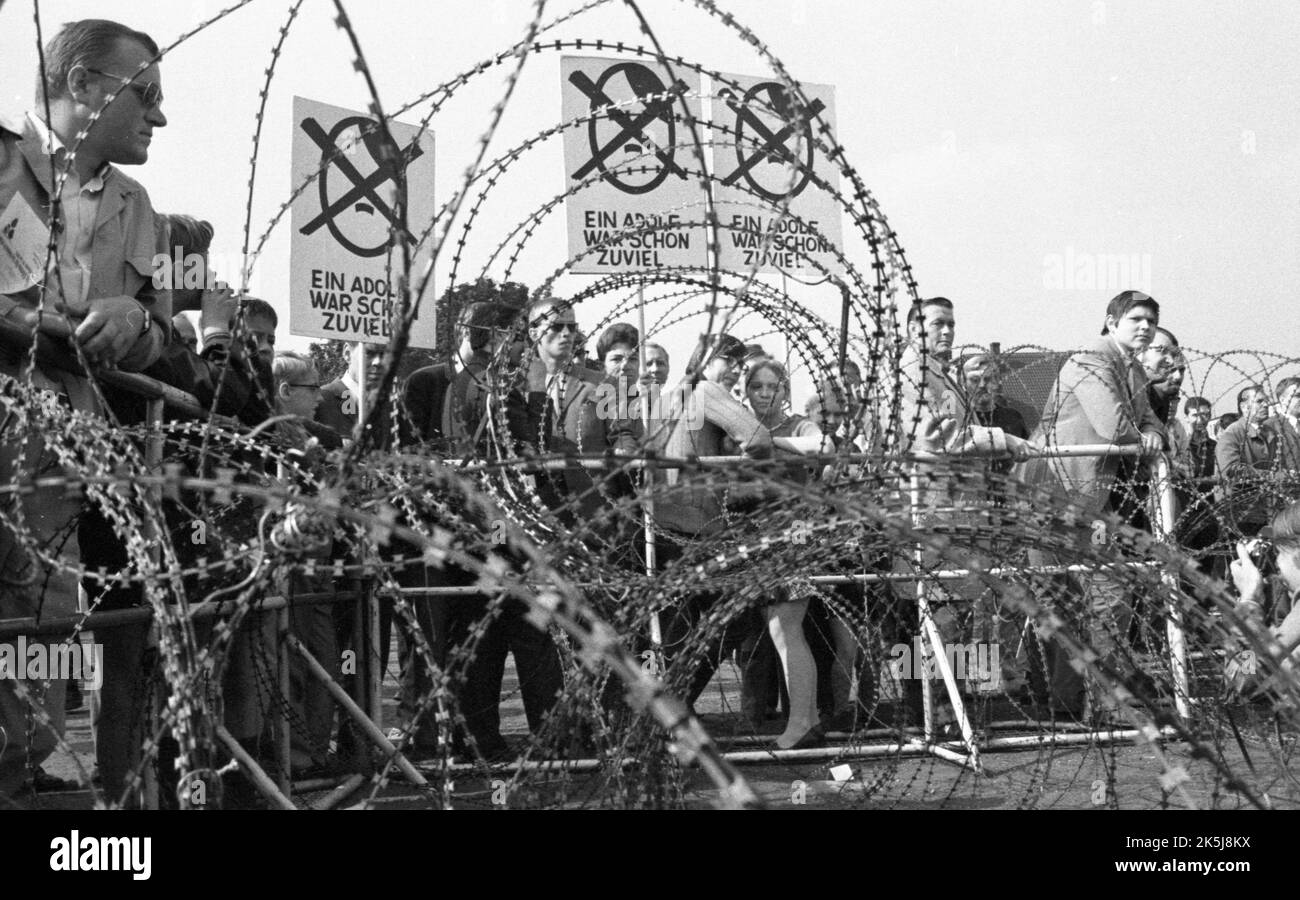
[{"xmin": 26, "ymin": 111, "xmax": 111, "ymax": 191}]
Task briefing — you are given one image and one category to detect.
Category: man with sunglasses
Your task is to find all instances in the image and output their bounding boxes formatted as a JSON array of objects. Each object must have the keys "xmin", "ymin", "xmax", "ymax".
[
  {"xmin": 1, "ymin": 19, "xmax": 170, "ymax": 373},
  {"xmin": 515, "ymin": 295, "xmax": 604, "ymax": 520},
  {"xmin": 0, "ymin": 19, "xmax": 171, "ymax": 802}
]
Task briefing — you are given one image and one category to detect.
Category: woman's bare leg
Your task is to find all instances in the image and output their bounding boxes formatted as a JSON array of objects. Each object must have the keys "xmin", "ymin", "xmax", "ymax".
[{"xmin": 768, "ymin": 598, "xmax": 819, "ymax": 748}]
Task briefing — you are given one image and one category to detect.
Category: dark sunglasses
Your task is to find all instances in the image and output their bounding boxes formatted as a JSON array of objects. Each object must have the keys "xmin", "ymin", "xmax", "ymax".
[
  {"xmin": 85, "ymin": 68, "xmax": 164, "ymax": 109},
  {"xmin": 547, "ymin": 322, "xmax": 578, "ymax": 334}
]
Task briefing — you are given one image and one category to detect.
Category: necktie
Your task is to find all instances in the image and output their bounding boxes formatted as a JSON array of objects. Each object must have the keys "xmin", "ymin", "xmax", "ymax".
[{"xmin": 543, "ymin": 394, "xmax": 557, "ymax": 449}]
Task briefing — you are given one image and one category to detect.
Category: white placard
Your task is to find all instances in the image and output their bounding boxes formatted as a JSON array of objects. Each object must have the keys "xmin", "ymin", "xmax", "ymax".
[
  {"xmin": 710, "ymin": 74, "xmax": 843, "ymax": 276},
  {"xmin": 289, "ymin": 97, "xmax": 436, "ymax": 346},
  {"xmin": 561, "ymin": 56, "xmax": 706, "ymax": 274}
]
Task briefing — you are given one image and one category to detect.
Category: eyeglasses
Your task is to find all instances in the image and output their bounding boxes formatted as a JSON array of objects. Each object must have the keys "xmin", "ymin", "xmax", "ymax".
[
  {"xmin": 84, "ymin": 68, "xmax": 164, "ymax": 109},
  {"xmin": 288, "ymin": 383, "xmax": 322, "ymax": 391},
  {"xmin": 547, "ymin": 322, "xmax": 578, "ymax": 334}
]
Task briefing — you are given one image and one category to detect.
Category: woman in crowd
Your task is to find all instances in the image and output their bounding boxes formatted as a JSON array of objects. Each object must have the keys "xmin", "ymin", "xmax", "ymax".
[
  {"xmin": 656, "ymin": 333, "xmax": 773, "ymax": 708},
  {"xmin": 595, "ymin": 322, "xmax": 640, "ymax": 380},
  {"xmin": 740, "ymin": 358, "xmax": 834, "ymax": 749}
]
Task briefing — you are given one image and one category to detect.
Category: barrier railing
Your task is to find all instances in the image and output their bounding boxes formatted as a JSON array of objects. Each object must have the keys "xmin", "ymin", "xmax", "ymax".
[
  {"xmin": 386, "ymin": 441, "xmax": 1196, "ymax": 768},
  {"xmin": 0, "ymin": 322, "xmax": 1211, "ymax": 798},
  {"xmin": 0, "ymin": 324, "xmax": 388, "ymax": 808}
]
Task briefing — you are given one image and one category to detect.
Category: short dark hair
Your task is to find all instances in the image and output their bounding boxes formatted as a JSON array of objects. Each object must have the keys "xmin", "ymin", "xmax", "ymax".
[
  {"xmin": 457, "ymin": 301, "xmax": 501, "ymax": 352},
  {"xmin": 907, "ymin": 296, "xmax": 953, "ymax": 329},
  {"xmin": 439, "ymin": 278, "xmax": 528, "ymax": 353},
  {"xmin": 685, "ymin": 332, "xmax": 746, "ymax": 375},
  {"xmin": 1218, "ymin": 412, "xmax": 1241, "ymax": 431},
  {"xmin": 1101, "ymin": 290, "xmax": 1159, "ymax": 335},
  {"xmin": 162, "ymin": 214, "xmax": 213, "ymax": 260},
  {"xmin": 1236, "ymin": 385, "xmax": 1264, "ymax": 413},
  {"xmin": 241, "ymin": 297, "xmax": 277, "ymax": 328},
  {"xmin": 40, "ymin": 19, "xmax": 160, "ymax": 102},
  {"xmin": 595, "ymin": 323, "xmax": 639, "ymax": 362},
  {"xmin": 1183, "ymin": 396, "xmax": 1211, "ymax": 415}
]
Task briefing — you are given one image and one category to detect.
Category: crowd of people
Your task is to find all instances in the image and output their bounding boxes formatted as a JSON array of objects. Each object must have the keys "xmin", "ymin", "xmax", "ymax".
[{"xmin": 3, "ymin": 18, "xmax": 1299, "ymax": 810}]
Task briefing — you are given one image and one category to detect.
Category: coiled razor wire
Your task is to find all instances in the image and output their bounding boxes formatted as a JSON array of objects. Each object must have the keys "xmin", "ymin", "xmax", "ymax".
[{"xmin": 1, "ymin": 0, "xmax": 1297, "ymax": 810}]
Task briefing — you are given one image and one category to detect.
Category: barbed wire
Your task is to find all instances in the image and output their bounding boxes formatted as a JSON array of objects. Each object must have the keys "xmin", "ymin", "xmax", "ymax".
[{"xmin": 4, "ymin": 0, "xmax": 1300, "ymax": 812}]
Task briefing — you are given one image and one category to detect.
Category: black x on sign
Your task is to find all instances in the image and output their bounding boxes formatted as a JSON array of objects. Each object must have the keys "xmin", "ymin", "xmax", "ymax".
[
  {"xmin": 719, "ymin": 82, "xmax": 825, "ymax": 203},
  {"xmin": 299, "ymin": 115, "xmax": 425, "ymax": 257},
  {"xmin": 569, "ymin": 62, "xmax": 690, "ymax": 195}
]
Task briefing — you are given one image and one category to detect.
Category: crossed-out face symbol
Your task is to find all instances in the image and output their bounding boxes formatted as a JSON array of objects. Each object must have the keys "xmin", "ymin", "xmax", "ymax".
[
  {"xmin": 720, "ymin": 82, "xmax": 826, "ymax": 203},
  {"xmin": 298, "ymin": 115, "xmax": 425, "ymax": 258},
  {"xmin": 569, "ymin": 62, "xmax": 689, "ymax": 195}
]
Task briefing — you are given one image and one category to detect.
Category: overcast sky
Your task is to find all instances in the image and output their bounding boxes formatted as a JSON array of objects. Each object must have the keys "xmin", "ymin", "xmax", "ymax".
[{"xmin": 3, "ymin": 0, "xmax": 1296, "ymax": 408}]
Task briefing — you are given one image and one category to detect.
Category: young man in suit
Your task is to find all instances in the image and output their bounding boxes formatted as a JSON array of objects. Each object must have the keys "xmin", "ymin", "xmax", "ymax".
[
  {"xmin": 395, "ymin": 286, "xmax": 524, "ymax": 759},
  {"xmin": 1021, "ymin": 290, "xmax": 1167, "ymax": 718},
  {"xmin": 443, "ymin": 295, "xmax": 596, "ymax": 758},
  {"xmin": 317, "ymin": 341, "xmax": 385, "ymax": 442},
  {"xmin": 512, "ymin": 295, "xmax": 603, "ymax": 520}
]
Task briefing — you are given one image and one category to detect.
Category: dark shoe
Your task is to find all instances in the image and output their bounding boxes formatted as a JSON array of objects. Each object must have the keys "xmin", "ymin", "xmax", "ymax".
[
  {"xmin": 774, "ymin": 725, "xmax": 826, "ymax": 752},
  {"xmin": 452, "ymin": 735, "xmax": 513, "ymax": 763},
  {"xmin": 29, "ymin": 767, "xmax": 77, "ymax": 793},
  {"xmin": 220, "ymin": 770, "xmax": 270, "ymax": 810}
]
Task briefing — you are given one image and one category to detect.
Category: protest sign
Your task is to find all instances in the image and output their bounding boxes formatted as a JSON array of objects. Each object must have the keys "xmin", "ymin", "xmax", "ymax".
[
  {"xmin": 561, "ymin": 57, "xmax": 705, "ymax": 274},
  {"xmin": 290, "ymin": 97, "xmax": 436, "ymax": 346}
]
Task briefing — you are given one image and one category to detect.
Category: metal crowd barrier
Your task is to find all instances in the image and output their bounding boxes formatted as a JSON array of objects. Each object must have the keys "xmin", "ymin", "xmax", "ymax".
[
  {"xmin": 391, "ymin": 441, "xmax": 1199, "ymax": 769},
  {"xmin": 0, "ymin": 322, "xmax": 391, "ymax": 808},
  {"xmin": 0, "ymin": 320, "xmax": 1211, "ymax": 797}
]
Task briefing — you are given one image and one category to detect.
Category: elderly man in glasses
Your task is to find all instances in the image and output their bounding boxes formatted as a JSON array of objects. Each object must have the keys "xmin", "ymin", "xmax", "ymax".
[{"xmin": 0, "ymin": 18, "xmax": 172, "ymax": 802}]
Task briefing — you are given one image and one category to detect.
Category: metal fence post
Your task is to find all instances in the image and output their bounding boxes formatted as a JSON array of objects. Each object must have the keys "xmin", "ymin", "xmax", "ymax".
[
  {"xmin": 1148, "ymin": 454, "xmax": 1192, "ymax": 720},
  {"xmin": 142, "ymin": 397, "xmax": 166, "ymax": 811}
]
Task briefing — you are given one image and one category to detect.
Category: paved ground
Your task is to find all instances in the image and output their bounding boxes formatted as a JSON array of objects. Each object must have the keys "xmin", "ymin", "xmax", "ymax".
[{"xmin": 26, "ymin": 657, "xmax": 1300, "ymax": 810}]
